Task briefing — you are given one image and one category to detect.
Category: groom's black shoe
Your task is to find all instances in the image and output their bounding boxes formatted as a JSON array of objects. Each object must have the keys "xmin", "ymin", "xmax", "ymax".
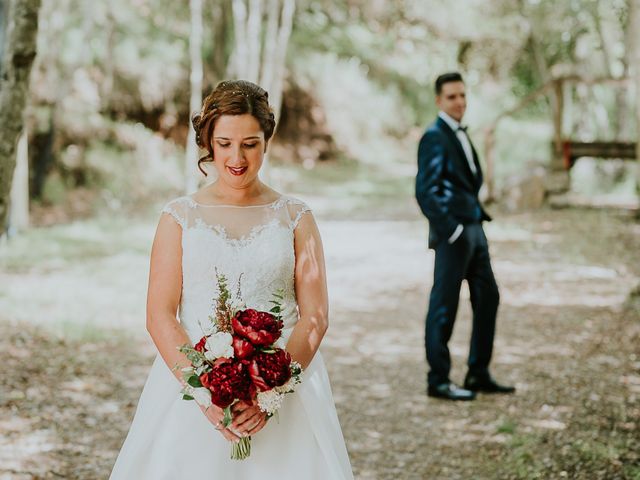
[
  {"xmin": 464, "ymin": 373, "xmax": 515, "ymax": 394},
  {"xmin": 427, "ymin": 382, "xmax": 476, "ymax": 401}
]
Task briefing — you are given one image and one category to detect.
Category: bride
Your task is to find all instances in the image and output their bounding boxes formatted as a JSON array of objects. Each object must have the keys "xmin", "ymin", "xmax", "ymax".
[{"xmin": 109, "ymin": 80, "xmax": 353, "ymax": 479}]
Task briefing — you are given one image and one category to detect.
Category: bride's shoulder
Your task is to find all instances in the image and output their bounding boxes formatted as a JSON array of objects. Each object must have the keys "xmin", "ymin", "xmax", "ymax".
[
  {"xmin": 273, "ymin": 194, "xmax": 311, "ymax": 211},
  {"xmin": 163, "ymin": 195, "xmax": 197, "ymax": 208},
  {"xmin": 271, "ymin": 192, "xmax": 308, "ymax": 208},
  {"xmin": 160, "ymin": 195, "xmax": 197, "ymax": 228},
  {"xmin": 273, "ymin": 194, "xmax": 313, "ymax": 229}
]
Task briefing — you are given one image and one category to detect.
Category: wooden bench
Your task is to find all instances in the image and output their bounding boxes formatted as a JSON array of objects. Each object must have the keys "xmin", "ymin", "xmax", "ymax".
[{"xmin": 561, "ymin": 141, "xmax": 637, "ymax": 169}]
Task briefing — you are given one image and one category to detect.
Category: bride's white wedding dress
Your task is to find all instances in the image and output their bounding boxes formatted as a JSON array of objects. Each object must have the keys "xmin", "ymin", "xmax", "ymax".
[{"xmin": 110, "ymin": 195, "xmax": 353, "ymax": 479}]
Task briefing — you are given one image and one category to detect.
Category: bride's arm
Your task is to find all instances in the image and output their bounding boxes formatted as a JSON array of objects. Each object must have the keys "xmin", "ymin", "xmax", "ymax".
[
  {"xmin": 286, "ymin": 212, "xmax": 329, "ymax": 369},
  {"xmin": 146, "ymin": 213, "xmax": 243, "ymax": 442},
  {"xmin": 146, "ymin": 214, "xmax": 192, "ymax": 382}
]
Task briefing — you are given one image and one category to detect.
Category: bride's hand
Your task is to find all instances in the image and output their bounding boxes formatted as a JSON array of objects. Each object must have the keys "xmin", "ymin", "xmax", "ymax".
[
  {"xmin": 230, "ymin": 400, "xmax": 268, "ymax": 436},
  {"xmin": 199, "ymin": 404, "xmax": 242, "ymax": 443}
]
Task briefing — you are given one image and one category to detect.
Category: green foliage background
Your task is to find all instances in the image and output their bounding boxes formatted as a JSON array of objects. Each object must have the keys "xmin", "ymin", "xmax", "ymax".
[{"xmin": 20, "ymin": 0, "xmax": 637, "ymax": 214}]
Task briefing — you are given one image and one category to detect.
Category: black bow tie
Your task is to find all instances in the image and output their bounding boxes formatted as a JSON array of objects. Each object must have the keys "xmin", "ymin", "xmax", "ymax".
[{"xmin": 458, "ymin": 125, "xmax": 468, "ymax": 133}]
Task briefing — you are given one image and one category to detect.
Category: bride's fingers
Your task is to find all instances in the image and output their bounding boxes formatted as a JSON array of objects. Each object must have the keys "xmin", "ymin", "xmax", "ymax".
[
  {"xmin": 219, "ymin": 427, "xmax": 241, "ymax": 443},
  {"xmin": 231, "ymin": 400, "xmax": 251, "ymax": 414},
  {"xmin": 246, "ymin": 416, "xmax": 267, "ymax": 436},
  {"xmin": 230, "ymin": 407, "xmax": 260, "ymax": 428},
  {"xmin": 201, "ymin": 404, "xmax": 224, "ymax": 423},
  {"xmin": 203, "ymin": 408, "xmax": 223, "ymax": 426},
  {"xmin": 233, "ymin": 410, "xmax": 261, "ymax": 432}
]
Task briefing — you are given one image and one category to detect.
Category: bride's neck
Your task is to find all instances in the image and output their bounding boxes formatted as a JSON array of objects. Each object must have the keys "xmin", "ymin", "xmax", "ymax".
[{"xmin": 207, "ymin": 180, "xmax": 269, "ymax": 204}]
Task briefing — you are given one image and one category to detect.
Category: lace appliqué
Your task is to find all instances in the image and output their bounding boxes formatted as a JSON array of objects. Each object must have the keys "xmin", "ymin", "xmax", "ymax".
[
  {"xmin": 291, "ymin": 206, "xmax": 311, "ymax": 230},
  {"xmin": 161, "ymin": 204, "xmax": 186, "ymax": 229},
  {"xmin": 160, "ymin": 194, "xmax": 313, "ymax": 338},
  {"xmin": 273, "ymin": 196, "xmax": 312, "ymax": 230},
  {"xmin": 193, "ymin": 217, "xmax": 283, "ymax": 248}
]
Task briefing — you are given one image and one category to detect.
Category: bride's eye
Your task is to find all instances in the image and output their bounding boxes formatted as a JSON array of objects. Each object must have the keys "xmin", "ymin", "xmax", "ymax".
[
  {"xmin": 243, "ymin": 143, "xmax": 258, "ymax": 149},
  {"xmin": 217, "ymin": 142, "xmax": 231, "ymax": 148}
]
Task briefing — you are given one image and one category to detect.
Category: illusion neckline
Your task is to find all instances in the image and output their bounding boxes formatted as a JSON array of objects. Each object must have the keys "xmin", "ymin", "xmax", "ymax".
[{"xmin": 187, "ymin": 195, "xmax": 284, "ymax": 208}]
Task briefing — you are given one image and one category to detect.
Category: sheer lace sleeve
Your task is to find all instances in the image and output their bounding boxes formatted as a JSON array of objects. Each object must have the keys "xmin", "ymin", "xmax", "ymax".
[
  {"xmin": 161, "ymin": 196, "xmax": 192, "ymax": 229},
  {"xmin": 284, "ymin": 197, "xmax": 312, "ymax": 230}
]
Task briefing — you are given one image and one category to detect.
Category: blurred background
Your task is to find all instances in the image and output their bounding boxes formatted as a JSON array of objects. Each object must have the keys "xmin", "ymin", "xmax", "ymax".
[{"xmin": 0, "ymin": 0, "xmax": 639, "ymax": 479}]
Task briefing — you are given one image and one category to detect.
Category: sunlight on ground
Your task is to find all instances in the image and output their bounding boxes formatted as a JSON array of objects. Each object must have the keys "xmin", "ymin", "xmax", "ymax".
[{"xmin": 1, "ymin": 212, "xmax": 636, "ymax": 339}]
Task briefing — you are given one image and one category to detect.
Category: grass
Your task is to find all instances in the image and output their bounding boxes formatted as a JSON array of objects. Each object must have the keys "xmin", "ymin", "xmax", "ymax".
[
  {"xmin": 0, "ymin": 214, "xmax": 153, "ymax": 273},
  {"xmin": 489, "ymin": 432, "xmax": 640, "ymax": 480},
  {"xmin": 496, "ymin": 418, "xmax": 518, "ymax": 435},
  {"xmin": 1, "ymin": 193, "xmax": 639, "ymax": 478},
  {"xmin": 271, "ymin": 159, "xmax": 416, "ymax": 219}
]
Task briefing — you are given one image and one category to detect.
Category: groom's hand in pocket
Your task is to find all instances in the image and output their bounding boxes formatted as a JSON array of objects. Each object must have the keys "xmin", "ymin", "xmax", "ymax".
[{"xmin": 231, "ymin": 400, "xmax": 268, "ymax": 437}]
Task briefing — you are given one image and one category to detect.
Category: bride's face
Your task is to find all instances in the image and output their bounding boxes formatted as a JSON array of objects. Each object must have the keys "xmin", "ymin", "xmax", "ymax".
[{"xmin": 211, "ymin": 114, "xmax": 266, "ymax": 189}]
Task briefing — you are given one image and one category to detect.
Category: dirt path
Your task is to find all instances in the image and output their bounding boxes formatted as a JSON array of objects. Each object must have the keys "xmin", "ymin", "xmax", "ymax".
[{"xmin": 1, "ymin": 207, "xmax": 638, "ymax": 479}]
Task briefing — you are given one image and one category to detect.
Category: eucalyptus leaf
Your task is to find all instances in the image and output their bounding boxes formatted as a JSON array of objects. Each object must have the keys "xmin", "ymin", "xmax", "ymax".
[
  {"xmin": 223, "ymin": 406, "xmax": 233, "ymax": 427},
  {"xmin": 187, "ymin": 376, "xmax": 203, "ymax": 388}
]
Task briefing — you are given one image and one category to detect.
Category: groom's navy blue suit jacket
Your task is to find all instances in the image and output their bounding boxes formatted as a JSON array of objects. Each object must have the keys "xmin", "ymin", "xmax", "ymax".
[{"xmin": 416, "ymin": 116, "xmax": 491, "ymax": 249}]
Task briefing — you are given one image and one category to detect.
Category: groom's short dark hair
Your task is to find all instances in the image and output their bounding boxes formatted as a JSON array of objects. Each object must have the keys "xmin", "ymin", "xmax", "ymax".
[{"xmin": 435, "ymin": 72, "xmax": 464, "ymax": 95}]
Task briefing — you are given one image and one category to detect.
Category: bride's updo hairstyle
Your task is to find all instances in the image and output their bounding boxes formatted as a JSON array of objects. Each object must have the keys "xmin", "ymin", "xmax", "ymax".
[{"xmin": 192, "ymin": 80, "xmax": 276, "ymax": 175}]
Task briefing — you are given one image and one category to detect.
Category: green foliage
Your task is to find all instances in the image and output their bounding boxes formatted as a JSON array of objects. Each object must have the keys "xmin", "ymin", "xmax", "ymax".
[
  {"xmin": 0, "ymin": 215, "xmax": 150, "ymax": 273},
  {"xmin": 20, "ymin": 0, "xmax": 636, "ymax": 214},
  {"xmin": 223, "ymin": 406, "xmax": 233, "ymax": 427},
  {"xmin": 496, "ymin": 418, "xmax": 517, "ymax": 435},
  {"xmin": 187, "ymin": 375, "xmax": 203, "ymax": 388},
  {"xmin": 269, "ymin": 289, "xmax": 285, "ymax": 320},
  {"xmin": 214, "ymin": 269, "xmax": 234, "ymax": 332}
]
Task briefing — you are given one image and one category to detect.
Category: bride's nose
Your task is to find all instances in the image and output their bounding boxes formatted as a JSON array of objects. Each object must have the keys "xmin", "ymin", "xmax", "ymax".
[{"xmin": 228, "ymin": 146, "xmax": 245, "ymax": 165}]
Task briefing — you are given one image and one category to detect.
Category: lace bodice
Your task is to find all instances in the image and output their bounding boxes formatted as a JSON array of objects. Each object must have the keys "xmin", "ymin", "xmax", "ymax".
[{"xmin": 161, "ymin": 195, "xmax": 311, "ymax": 343}]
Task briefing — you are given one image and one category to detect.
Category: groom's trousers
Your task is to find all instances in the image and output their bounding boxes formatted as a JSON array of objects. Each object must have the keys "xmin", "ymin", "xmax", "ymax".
[{"xmin": 425, "ymin": 222, "xmax": 500, "ymax": 387}]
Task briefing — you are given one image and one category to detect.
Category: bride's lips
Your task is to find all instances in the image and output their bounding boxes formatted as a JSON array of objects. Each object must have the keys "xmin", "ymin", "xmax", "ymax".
[{"xmin": 227, "ymin": 166, "xmax": 248, "ymax": 176}]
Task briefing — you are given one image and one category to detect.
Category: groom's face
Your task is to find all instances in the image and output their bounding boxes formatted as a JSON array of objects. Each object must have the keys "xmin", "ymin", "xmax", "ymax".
[{"xmin": 436, "ymin": 81, "xmax": 467, "ymax": 122}]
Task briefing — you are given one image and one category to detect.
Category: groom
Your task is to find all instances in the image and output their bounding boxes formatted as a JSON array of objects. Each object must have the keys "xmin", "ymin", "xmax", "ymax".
[{"xmin": 415, "ymin": 72, "xmax": 515, "ymax": 401}]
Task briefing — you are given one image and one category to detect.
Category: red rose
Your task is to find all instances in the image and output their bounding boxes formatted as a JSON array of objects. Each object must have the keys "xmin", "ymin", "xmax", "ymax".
[
  {"xmin": 232, "ymin": 335, "xmax": 256, "ymax": 359},
  {"xmin": 232, "ymin": 309, "xmax": 283, "ymax": 346},
  {"xmin": 200, "ymin": 359, "xmax": 254, "ymax": 408},
  {"xmin": 249, "ymin": 349, "xmax": 292, "ymax": 392},
  {"xmin": 194, "ymin": 336, "xmax": 207, "ymax": 352}
]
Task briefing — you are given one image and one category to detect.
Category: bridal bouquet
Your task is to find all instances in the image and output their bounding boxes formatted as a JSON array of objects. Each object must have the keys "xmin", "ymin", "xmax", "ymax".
[{"xmin": 177, "ymin": 272, "xmax": 302, "ymax": 460}]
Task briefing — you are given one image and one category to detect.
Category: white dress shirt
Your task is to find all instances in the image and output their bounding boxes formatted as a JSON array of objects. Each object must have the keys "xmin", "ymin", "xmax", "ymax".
[
  {"xmin": 437, "ymin": 111, "xmax": 478, "ymax": 244},
  {"xmin": 438, "ymin": 111, "xmax": 477, "ymax": 175}
]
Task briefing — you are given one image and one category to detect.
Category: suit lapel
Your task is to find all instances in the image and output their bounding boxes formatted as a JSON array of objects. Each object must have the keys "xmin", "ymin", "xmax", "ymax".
[
  {"xmin": 436, "ymin": 117, "xmax": 477, "ymax": 184},
  {"xmin": 469, "ymin": 140, "xmax": 483, "ymax": 188}
]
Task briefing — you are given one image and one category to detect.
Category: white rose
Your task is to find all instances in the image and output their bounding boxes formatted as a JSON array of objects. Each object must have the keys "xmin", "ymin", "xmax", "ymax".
[
  {"xmin": 192, "ymin": 387, "xmax": 212, "ymax": 408},
  {"xmin": 205, "ymin": 332, "xmax": 234, "ymax": 359}
]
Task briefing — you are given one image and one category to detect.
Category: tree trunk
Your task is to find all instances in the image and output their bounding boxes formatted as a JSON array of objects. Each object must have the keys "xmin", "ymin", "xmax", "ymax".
[
  {"xmin": 246, "ymin": 0, "xmax": 263, "ymax": 82},
  {"xmin": 630, "ymin": 0, "xmax": 640, "ymax": 193},
  {"xmin": 483, "ymin": 127, "xmax": 496, "ymax": 201},
  {"xmin": 260, "ymin": 0, "xmax": 294, "ymax": 183},
  {"xmin": 621, "ymin": 0, "xmax": 635, "ymax": 141},
  {"xmin": 268, "ymin": 0, "xmax": 294, "ymax": 123},
  {"xmin": 259, "ymin": 0, "xmax": 279, "ymax": 93},
  {"xmin": 229, "ymin": 0, "xmax": 294, "ymax": 118},
  {"xmin": 552, "ymin": 79, "xmax": 565, "ymax": 170},
  {"xmin": 591, "ymin": 1, "xmax": 622, "ymax": 138},
  {"xmin": 231, "ymin": 0, "xmax": 248, "ymax": 78},
  {"xmin": 9, "ymin": 130, "xmax": 28, "ymax": 231},
  {"xmin": 0, "ymin": 0, "xmax": 8, "ymax": 75},
  {"xmin": 210, "ymin": 0, "xmax": 232, "ymax": 82},
  {"xmin": 0, "ymin": 0, "xmax": 41, "ymax": 232},
  {"xmin": 185, "ymin": 0, "xmax": 203, "ymax": 193},
  {"xmin": 101, "ymin": 7, "xmax": 116, "ymax": 104},
  {"xmin": 226, "ymin": 0, "xmax": 295, "ymax": 181}
]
